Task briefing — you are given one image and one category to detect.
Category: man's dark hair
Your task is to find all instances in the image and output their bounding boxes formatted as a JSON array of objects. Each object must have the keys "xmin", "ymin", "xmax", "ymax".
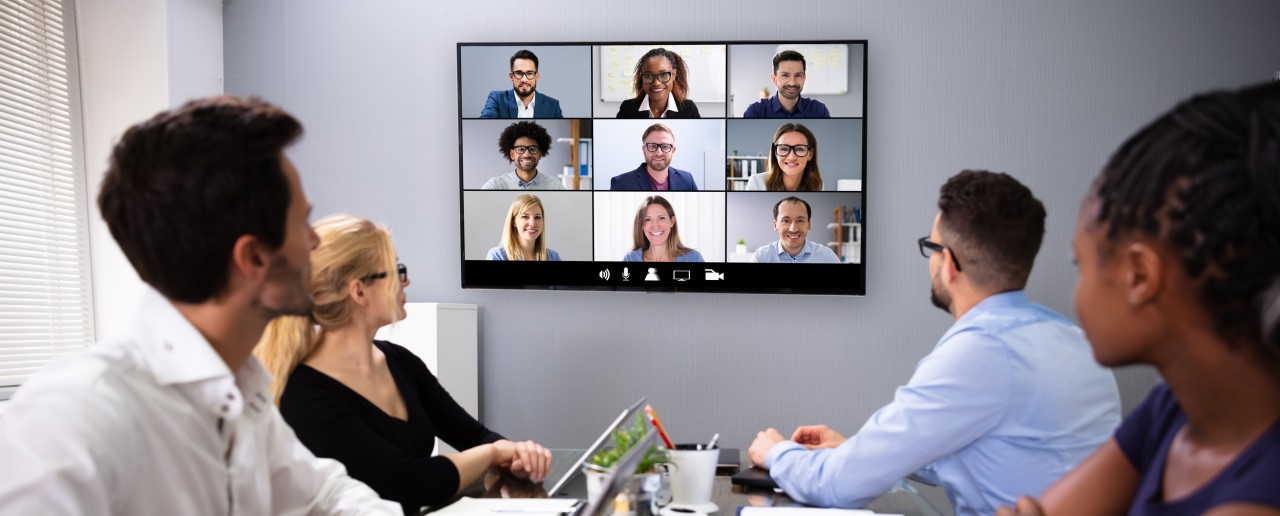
[
  {"xmin": 497, "ymin": 121, "xmax": 553, "ymax": 162},
  {"xmin": 98, "ymin": 96, "xmax": 303, "ymax": 304},
  {"xmin": 772, "ymin": 50, "xmax": 806, "ymax": 74},
  {"xmin": 937, "ymin": 170, "xmax": 1046, "ymax": 292},
  {"xmin": 1094, "ymin": 82, "xmax": 1280, "ymax": 353},
  {"xmin": 773, "ymin": 196, "xmax": 812, "ymax": 220},
  {"xmin": 510, "ymin": 49, "xmax": 539, "ymax": 71}
]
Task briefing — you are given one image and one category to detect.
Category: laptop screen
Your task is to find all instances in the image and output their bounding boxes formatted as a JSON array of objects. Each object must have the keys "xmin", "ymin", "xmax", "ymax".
[
  {"xmin": 580, "ymin": 428, "xmax": 658, "ymax": 516},
  {"xmin": 546, "ymin": 397, "xmax": 648, "ymax": 496}
]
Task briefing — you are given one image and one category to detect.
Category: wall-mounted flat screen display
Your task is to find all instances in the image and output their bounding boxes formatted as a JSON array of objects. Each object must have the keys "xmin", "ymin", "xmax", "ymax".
[{"xmin": 458, "ymin": 41, "xmax": 867, "ymax": 295}]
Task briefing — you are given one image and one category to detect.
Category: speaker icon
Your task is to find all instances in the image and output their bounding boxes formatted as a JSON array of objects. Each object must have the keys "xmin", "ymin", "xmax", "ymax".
[{"xmin": 598, "ymin": 269, "xmax": 611, "ymax": 280}]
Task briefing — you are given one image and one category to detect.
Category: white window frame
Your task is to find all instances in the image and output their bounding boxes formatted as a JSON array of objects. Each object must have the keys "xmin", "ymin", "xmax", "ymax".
[{"xmin": 0, "ymin": 0, "xmax": 92, "ymax": 401}]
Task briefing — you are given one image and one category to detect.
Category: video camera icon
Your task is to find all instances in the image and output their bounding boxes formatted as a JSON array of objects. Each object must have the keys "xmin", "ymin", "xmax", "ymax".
[{"xmin": 704, "ymin": 269, "xmax": 724, "ymax": 281}]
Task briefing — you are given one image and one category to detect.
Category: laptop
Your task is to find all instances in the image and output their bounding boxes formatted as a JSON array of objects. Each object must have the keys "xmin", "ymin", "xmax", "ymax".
[
  {"xmin": 574, "ymin": 428, "xmax": 658, "ymax": 516},
  {"xmin": 546, "ymin": 397, "xmax": 649, "ymax": 497}
]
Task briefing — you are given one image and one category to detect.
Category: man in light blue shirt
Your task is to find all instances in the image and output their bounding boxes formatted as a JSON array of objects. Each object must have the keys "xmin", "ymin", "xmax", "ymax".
[
  {"xmin": 748, "ymin": 170, "xmax": 1121, "ymax": 516},
  {"xmin": 752, "ymin": 196, "xmax": 840, "ymax": 263}
]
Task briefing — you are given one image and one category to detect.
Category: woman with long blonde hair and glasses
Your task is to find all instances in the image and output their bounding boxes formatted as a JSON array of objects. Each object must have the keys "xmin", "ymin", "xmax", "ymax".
[
  {"xmin": 257, "ymin": 214, "xmax": 550, "ymax": 515},
  {"xmin": 745, "ymin": 123, "xmax": 824, "ymax": 191},
  {"xmin": 487, "ymin": 194, "xmax": 560, "ymax": 261}
]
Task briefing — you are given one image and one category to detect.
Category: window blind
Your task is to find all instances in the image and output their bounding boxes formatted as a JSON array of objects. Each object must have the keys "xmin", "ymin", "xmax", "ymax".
[{"xmin": 0, "ymin": 0, "xmax": 93, "ymax": 392}]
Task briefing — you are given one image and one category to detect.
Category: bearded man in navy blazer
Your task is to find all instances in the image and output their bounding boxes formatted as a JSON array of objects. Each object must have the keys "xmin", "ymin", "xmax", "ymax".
[
  {"xmin": 480, "ymin": 50, "xmax": 563, "ymax": 119},
  {"xmin": 610, "ymin": 123, "xmax": 699, "ymax": 191}
]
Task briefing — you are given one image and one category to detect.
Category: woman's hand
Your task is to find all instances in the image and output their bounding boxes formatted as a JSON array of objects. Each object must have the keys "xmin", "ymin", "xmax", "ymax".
[{"xmin": 492, "ymin": 439, "xmax": 552, "ymax": 482}]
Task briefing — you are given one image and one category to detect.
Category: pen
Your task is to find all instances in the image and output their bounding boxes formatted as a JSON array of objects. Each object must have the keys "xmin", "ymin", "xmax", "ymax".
[{"xmin": 644, "ymin": 404, "xmax": 676, "ymax": 449}]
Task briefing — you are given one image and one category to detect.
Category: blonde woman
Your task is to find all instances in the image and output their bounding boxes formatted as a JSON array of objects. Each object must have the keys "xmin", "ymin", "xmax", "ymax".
[
  {"xmin": 744, "ymin": 123, "xmax": 824, "ymax": 191},
  {"xmin": 487, "ymin": 194, "xmax": 561, "ymax": 261},
  {"xmin": 257, "ymin": 214, "xmax": 551, "ymax": 515},
  {"xmin": 622, "ymin": 195, "xmax": 704, "ymax": 262}
]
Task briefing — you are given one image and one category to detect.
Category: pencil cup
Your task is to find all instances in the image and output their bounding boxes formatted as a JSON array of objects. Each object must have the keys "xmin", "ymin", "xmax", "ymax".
[{"xmin": 665, "ymin": 444, "xmax": 718, "ymax": 512}]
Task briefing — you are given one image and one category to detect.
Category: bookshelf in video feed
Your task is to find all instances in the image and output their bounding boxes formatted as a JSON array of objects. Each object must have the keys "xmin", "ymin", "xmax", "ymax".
[{"xmin": 458, "ymin": 41, "xmax": 867, "ymax": 295}]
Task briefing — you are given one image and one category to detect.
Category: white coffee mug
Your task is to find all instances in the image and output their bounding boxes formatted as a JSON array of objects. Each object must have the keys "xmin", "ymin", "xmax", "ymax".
[{"xmin": 665, "ymin": 444, "xmax": 718, "ymax": 512}]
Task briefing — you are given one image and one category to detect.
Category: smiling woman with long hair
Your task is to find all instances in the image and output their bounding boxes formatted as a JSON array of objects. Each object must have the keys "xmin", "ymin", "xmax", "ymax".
[
  {"xmin": 745, "ymin": 123, "xmax": 823, "ymax": 191},
  {"xmin": 488, "ymin": 194, "xmax": 560, "ymax": 261},
  {"xmin": 256, "ymin": 214, "xmax": 553, "ymax": 515},
  {"xmin": 622, "ymin": 195, "xmax": 704, "ymax": 262},
  {"xmin": 998, "ymin": 83, "xmax": 1280, "ymax": 515},
  {"xmin": 616, "ymin": 48, "xmax": 701, "ymax": 119}
]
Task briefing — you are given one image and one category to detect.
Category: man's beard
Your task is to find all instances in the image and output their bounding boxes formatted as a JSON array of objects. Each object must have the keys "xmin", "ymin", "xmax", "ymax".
[
  {"xmin": 262, "ymin": 254, "xmax": 314, "ymax": 318},
  {"xmin": 929, "ymin": 269, "xmax": 952, "ymax": 314}
]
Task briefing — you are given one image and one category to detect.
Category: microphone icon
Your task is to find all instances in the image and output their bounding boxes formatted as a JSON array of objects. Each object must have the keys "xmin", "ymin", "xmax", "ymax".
[{"xmin": 622, "ymin": 267, "xmax": 631, "ymax": 281}]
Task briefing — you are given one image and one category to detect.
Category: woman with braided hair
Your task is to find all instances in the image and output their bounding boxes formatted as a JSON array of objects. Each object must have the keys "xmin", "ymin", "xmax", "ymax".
[{"xmin": 999, "ymin": 83, "xmax": 1280, "ymax": 515}]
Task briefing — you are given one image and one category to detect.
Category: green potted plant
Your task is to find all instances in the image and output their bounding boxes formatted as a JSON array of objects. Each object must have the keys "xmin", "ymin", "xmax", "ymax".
[
  {"xmin": 736, "ymin": 239, "xmax": 748, "ymax": 255},
  {"xmin": 584, "ymin": 414, "xmax": 668, "ymax": 513}
]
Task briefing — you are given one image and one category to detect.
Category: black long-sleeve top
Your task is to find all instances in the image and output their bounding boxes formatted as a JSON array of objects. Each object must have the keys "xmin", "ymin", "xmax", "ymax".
[{"xmin": 280, "ymin": 340, "xmax": 504, "ymax": 515}]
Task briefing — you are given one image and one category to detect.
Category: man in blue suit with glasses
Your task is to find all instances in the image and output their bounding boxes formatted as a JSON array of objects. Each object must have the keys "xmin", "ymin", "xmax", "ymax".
[{"xmin": 480, "ymin": 50, "xmax": 563, "ymax": 119}]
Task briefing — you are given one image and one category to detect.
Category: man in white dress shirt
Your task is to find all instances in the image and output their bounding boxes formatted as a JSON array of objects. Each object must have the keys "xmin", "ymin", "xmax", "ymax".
[{"xmin": 0, "ymin": 96, "xmax": 400, "ymax": 515}]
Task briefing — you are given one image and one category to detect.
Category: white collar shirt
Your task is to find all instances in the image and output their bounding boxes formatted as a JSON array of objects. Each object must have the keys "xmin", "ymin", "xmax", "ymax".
[
  {"xmin": 0, "ymin": 287, "xmax": 399, "ymax": 515},
  {"xmin": 515, "ymin": 90, "xmax": 536, "ymax": 118},
  {"xmin": 637, "ymin": 91, "xmax": 679, "ymax": 118}
]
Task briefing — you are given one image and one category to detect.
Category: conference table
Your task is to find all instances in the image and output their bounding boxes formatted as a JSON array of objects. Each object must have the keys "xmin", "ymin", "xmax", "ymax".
[{"xmin": 435, "ymin": 449, "xmax": 949, "ymax": 516}]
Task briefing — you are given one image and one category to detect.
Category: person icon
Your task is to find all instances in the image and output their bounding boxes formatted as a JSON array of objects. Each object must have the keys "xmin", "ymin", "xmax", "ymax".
[{"xmin": 645, "ymin": 268, "xmax": 659, "ymax": 281}]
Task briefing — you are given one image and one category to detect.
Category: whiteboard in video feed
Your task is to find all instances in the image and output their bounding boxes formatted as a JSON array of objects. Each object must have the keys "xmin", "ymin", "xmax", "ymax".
[
  {"xmin": 599, "ymin": 45, "xmax": 727, "ymax": 103},
  {"xmin": 777, "ymin": 44, "xmax": 848, "ymax": 95}
]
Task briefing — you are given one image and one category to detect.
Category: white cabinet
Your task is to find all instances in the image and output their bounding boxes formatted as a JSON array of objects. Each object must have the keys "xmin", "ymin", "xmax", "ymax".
[{"xmin": 375, "ymin": 303, "xmax": 478, "ymax": 453}]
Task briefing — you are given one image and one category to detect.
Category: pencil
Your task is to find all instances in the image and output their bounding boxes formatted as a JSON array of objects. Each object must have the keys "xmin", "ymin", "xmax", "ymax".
[{"xmin": 644, "ymin": 404, "xmax": 675, "ymax": 449}]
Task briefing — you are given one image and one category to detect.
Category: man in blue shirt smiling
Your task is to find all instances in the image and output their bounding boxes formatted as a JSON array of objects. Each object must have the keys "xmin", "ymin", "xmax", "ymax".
[
  {"xmin": 743, "ymin": 50, "xmax": 831, "ymax": 118},
  {"xmin": 752, "ymin": 196, "xmax": 839, "ymax": 263},
  {"xmin": 748, "ymin": 170, "xmax": 1121, "ymax": 516}
]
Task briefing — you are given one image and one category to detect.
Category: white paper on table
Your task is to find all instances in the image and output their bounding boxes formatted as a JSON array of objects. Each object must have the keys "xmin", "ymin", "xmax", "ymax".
[{"xmin": 431, "ymin": 496, "xmax": 582, "ymax": 515}]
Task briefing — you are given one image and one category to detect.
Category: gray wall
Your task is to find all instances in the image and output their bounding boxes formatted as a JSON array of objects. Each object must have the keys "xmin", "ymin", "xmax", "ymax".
[
  {"xmin": 224, "ymin": 0, "xmax": 1280, "ymax": 459},
  {"xmin": 729, "ymin": 43, "xmax": 865, "ymax": 117},
  {"xmin": 727, "ymin": 118, "xmax": 864, "ymax": 187},
  {"xmin": 460, "ymin": 45, "xmax": 592, "ymax": 118},
  {"xmin": 728, "ymin": 192, "xmax": 862, "ymax": 255}
]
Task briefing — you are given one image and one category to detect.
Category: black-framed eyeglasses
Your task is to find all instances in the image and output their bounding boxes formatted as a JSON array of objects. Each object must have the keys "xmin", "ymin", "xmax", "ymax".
[
  {"xmin": 511, "ymin": 145, "xmax": 541, "ymax": 155},
  {"xmin": 363, "ymin": 263, "xmax": 408, "ymax": 283},
  {"xmin": 643, "ymin": 142, "xmax": 674, "ymax": 153},
  {"xmin": 510, "ymin": 70, "xmax": 537, "ymax": 80},
  {"xmin": 918, "ymin": 237, "xmax": 962, "ymax": 272},
  {"xmin": 640, "ymin": 71, "xmax": 673, "ymax": 84},
  {"xmin": 773, "ymin": 144, "xmax": 812, "ymax": 157}
]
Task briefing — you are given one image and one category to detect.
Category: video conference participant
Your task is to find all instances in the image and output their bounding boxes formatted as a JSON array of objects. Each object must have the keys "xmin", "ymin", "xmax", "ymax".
[
  {"xmin": 257, "ymin": 214, "xmax": 552, "ymax": 515},
  {"xmin": 998, "ymin": 84, "xmax": 1280, "ymax": 515},
  {"xmin": 617, "ymin": 48, "xmax": 701, "ymax": 119},
  {"xmin": 480, "ymin": 121, "xmax": 563, "ymax": 190},
  {"xmin": 487, "ymin": 194, "xmax": 561, "ymax": 261},
  {"xmin": 623, "ymin": 195, "xmax": 705, "ymax": 262},
  {"xmin": 745, "ymin": 123, "xmax": 824, "ymax": 191},
  {"xmin": 479, "ymin": 49, "xmax": 563, "ymax": 119},
  {"xmin": 611, "ymin": 123, "xmax": 698, "ymax": 191},
  {"xmin": 743, "ymin": 50, "xmax": 831, "ymax": 119},
  {"xmin": 748, "ymin": 171, "xmax": 1121, "ymax": 516},
  {"xmin": 0, "ymin": 96, "xmax": 400, "ymax": 514},
  {"xmin": 753, "ymin": 196, "xmax": 840, "ymax": 263}
]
